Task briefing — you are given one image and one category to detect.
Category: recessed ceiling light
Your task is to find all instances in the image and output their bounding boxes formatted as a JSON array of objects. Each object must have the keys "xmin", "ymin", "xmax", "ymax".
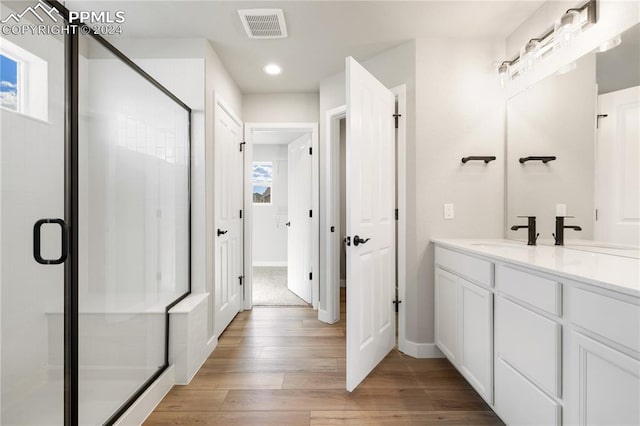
[{"xmin": 264, "ymin": 64, "xmax": 282, "ymax": 75}]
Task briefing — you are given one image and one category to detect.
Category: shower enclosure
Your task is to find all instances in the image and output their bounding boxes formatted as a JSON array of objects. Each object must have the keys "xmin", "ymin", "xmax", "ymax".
[{"xmin": 1, "ymin": 1, "xmax": 191, "ymax": 424}]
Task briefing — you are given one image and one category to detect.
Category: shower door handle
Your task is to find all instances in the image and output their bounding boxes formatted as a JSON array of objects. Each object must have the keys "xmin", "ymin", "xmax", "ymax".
[{"xmin": 33, "ymin": 219, "xmax": 69, "ymax": 265}]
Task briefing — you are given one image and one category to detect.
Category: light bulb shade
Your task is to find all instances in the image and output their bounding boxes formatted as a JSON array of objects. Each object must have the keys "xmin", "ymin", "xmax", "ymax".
[
  {"xmin": 554, "ymin": 10, "xmax": 581, "ymax": 51},
  {"xmin": 520, "ymin": 40, "xmax": 540, "ymax": 73}
]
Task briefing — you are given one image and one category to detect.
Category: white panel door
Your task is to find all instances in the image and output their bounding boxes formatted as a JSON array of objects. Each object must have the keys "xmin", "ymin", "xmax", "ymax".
[
  {"xmin": 287, "ymin": 134, "xmax": 312, "ymax": 303},
  {"xmin": 214, "ymin": 102, "xmax": 244, "ymax": 337},
  {"xmin": 345, "ymin": 57, "xmax": 396, "ymax": 392},
  {"xmin": 595, "ymin": 86, "xmax": 640, "ymax": 246}
]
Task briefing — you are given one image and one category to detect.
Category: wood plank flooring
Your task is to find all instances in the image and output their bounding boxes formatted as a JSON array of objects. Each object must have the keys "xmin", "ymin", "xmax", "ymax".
[{"xmin": 145, "ymin": 290, "xmax": 503, "ymax": 425}]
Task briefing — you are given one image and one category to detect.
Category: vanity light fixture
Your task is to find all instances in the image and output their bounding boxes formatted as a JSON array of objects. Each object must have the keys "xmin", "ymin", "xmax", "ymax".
[
  {"xmin": 496, "ymin": 0, "xmax": 598, "ymax": 85},
  {"xmin": 596, "ymin": 34, "xmax": 622, "ymax": 52},
  {"xmin": 263, "ymin": 63, "xmax": 282, "ymax": 75}
]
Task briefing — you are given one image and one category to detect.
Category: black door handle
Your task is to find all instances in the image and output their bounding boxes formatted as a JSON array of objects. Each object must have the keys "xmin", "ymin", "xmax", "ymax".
[
  {"xmin": 353, "ymin": 235, "xmax": 370, "ymax": 247},
  {"xmin": 217, "ymin": 229, "xmax": 228, "ymax": 236},
  {"xmin": 33, "ymin": 219, "xmax": 68, "ymax": 265},
  {"xmin": 286, "ymin": 221, "xmax": 291, "ymax": 227}
]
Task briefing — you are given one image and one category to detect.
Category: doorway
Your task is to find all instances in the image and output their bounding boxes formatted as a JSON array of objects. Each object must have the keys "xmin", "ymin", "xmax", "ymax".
[
  {"xmin": 243, "ymin": 123, "xmax": 320, "ymax": 310},
  {"xmin": 251, "ymin": 130, "xmax": 313, "ymax": 306}
]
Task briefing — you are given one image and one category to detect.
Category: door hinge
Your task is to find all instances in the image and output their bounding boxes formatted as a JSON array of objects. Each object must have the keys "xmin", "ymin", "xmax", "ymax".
[
  {"xmin": 595, "ymin": 208, "xmax": 598, "ymax": 221},
  {"xmin": 309, "ymin": 272, "xmax": 313, "ymax": 280},
  {"xmin": 240, "ymin": 209, "xmax": 243, "ymax": 219},
  {"xmin": 393, "ymin": 298, "xmax": 402, "ymax": 313},
  {"xmin": 393, "ymin": 113, "xmax": 402, "ymax": 129},
  {"xmin": 395, "ymin": 208, "xmax": 399, "ymax": 220},
  {"xmin": 309, "ymin": 210, "xmax": 313, "ymax": 218},
  {"xmin": 239, "ymin": 141, "xmax": 246, "ymax": 152},
  {"xmin": 239, "ymin": 276, "xmax": 244, "ymax": 286},
  {"xmin": 309, "ymin": 147, "xmax": 312, "ymax": 155}
]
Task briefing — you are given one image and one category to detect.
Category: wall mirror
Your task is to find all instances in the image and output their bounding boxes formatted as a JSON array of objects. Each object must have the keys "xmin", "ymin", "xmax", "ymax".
[{"xmin": 505, "ymin": 23, "xmax": 640, "ymax": 257}]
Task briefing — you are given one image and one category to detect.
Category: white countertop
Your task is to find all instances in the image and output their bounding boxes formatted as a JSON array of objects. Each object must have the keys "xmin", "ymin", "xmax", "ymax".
[{"xmin": 432, "ymin": 238, "xmax": 640, "ymax": 298}]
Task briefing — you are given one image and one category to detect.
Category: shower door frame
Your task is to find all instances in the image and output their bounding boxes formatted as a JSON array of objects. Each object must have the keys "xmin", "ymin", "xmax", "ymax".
[{"xmin": 43, "ymin": 2, "xmax": 193, "ymax": 425}]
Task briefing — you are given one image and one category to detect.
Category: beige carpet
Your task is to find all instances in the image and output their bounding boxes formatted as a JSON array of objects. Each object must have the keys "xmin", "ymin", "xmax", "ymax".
[{"xmin": 252, "ymin": 266, "xmax": 309, "ymax": 306}]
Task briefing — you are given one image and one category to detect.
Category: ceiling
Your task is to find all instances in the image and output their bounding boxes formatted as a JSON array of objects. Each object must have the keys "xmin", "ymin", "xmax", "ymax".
[{"xmin": 67, "ymin": 1, "xmax": 544, "ymax": 93}]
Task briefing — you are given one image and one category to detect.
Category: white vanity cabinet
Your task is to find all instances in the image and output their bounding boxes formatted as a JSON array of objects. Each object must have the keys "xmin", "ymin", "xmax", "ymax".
[
  {"xmin": 433, "ymin": 240, "xmax": 640, "ymax": 426},
  {"xmin": 564, "ymin": 286, "xmax": 640, "ymax": 426},
  {"xmin": 435, "ymin": 248, "xmax": 494, "ymax": 404}
]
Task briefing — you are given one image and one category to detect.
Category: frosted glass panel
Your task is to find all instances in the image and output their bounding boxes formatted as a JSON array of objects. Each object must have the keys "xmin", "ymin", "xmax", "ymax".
[
  {"xmin": 77, "ymin": 36, "xmax": 189, "ymax": 425},
  {"xmin": 0, "ymin": 3, "xmax": 65, "ymax": 424}
]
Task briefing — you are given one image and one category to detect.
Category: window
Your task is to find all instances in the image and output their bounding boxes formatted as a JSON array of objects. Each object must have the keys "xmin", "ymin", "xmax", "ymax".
[
  {"xmin": 0, "ymin": 54, "xmax": 19, "ymax": 112},
  {"xmin": 252, "ymin": 162, "xmax": 273, "ymax": 204},
  {"xmin": 1, "ymin": 37, "xmax": 48, "ymax": 121}
]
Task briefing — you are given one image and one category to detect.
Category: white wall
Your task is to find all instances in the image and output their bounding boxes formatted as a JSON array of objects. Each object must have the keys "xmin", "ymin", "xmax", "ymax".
[
  {"xmin": 414, "ymin": 38, "xmax": 505, "ymax": 345},
  {"xmin": 243, "ymin": 93, "xmax": 319, "ymax": 123},
  {"xmin": 252, "ymin": 144, "xmax": 289, "ymax": 266}
]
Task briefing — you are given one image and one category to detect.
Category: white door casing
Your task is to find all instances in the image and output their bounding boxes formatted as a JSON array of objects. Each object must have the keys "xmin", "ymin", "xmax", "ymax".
[
  {"xmin": 345, "ymin": 57, "xmax": 396, "ymax": 392},
  {"xmin": 214, "ymin": 99, "xmax": 243, "ymax": 337},
  {"xmin": 287, "ymin": 134, "xmax": 313, "ymax": 303},
  {"xmin": 595, "ymin": 86, "xmax": 640, "ymax": 246}
]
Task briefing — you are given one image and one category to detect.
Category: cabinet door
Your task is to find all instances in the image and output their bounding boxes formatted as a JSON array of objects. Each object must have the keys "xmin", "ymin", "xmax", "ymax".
[
  {"xmin": 565, "ymin": 331, "xmax": 640, "ymax": 426},
  {"xmin": 459, "ymin": 279, "xmax": 493, "ymax": 404},
  {"xmin": 435, "ymin": 267, "xmax": 459, "ymax": 363}
]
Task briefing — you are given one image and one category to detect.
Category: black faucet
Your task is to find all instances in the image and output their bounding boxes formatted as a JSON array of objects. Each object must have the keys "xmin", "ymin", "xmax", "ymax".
[
  {"xmin": 510, "ymin": 216, "xmax": 539, "ymax": 246},
  {"xmin": 553, "ymin": 216, "xmax": 582, "ymax": 246}
]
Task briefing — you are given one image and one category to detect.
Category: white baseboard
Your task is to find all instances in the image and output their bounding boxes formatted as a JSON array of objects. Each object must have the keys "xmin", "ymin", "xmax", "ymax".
[
  {"xmin": 183, "ymin": 336, "xmax": 217, "ymax": 385},
  {"xmin": 114, "ymin": 365, "xmax": 174, "ymax": 426},
  {"xmin": 340, "ymin": 279, "xmax": 346, "ymax": 288},
  {"xmin": 401, "ymin": 340, "xmax": 444, "ymax": 359},
  {"xmin": 253, "ymin": 261, "xmax": 287, "ymax": 267}
]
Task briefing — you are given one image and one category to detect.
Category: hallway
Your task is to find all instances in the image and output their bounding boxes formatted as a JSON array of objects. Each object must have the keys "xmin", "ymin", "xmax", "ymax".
[{"xmin": 144, "ymin": 290, "xmax": 503, "ymax": 425}]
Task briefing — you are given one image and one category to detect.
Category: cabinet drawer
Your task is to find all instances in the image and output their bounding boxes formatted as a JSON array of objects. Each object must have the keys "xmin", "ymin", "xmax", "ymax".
[
  {"xmin": 569, "ymin": 287, "xmax": 640, "ymax": 352},
  {"xmin": 496, "ymin": 265, "xmax": 561, "ymax": 316},
  {"xmin": 496, "ymin": 297, "xmax": 561, "ymax": 397},
  {"xmin": 495, "ymin": 357, "xmax": 561, "ymax": 426},
  {"xmin": 435, "ymin": 247, "xmax": 493, "ymax": 287}
]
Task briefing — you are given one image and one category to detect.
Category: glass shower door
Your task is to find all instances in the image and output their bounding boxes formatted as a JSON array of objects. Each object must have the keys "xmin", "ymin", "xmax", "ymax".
[{"xmin": 0, "ymin": 3, "xmax": 67, "ymax": 424}]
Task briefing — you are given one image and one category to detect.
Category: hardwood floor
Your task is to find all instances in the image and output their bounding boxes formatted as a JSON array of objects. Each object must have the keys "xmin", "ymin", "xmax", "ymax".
[{"xmin": 145, "ymin": 290, "xmax": 504, "ymax": 425}]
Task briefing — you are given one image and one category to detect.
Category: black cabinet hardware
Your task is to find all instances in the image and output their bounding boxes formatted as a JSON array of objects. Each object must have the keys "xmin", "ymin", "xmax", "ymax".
[
  {"xmin": 519, "ymin": 156, "xmax": 556, "ymax": 164},
  {"xmin": 461, "ymin": 156, "xmax": 496, "ymax": 164},
  {"xmin": 286, "ymin": 221, "xmax": 291, "ymax": 227}
]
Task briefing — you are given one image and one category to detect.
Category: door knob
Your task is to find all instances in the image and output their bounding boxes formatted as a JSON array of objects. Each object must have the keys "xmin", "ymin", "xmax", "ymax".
[
  {"xmin": 286, "ymin": 221, "xmax": 291, "ymax": 227},
  {"xmin": 353, "ymin": 235, "xmax": 370, "ymax": 247},
  {"xmin": 217, "ymin": 229, "xmax": 228, "ymax": 236}
]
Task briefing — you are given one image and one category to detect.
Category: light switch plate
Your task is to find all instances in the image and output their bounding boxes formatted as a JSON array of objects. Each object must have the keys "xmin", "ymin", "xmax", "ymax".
[{"xmin": 444, "ymin": 203, "xmax": 455, "ymax": 220}]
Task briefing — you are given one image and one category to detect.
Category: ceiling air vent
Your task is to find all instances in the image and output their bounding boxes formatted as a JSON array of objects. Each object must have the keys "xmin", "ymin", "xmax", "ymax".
[{"xmin": 238, "ymin": 9, "xmax": 288, "ymax": 39}]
